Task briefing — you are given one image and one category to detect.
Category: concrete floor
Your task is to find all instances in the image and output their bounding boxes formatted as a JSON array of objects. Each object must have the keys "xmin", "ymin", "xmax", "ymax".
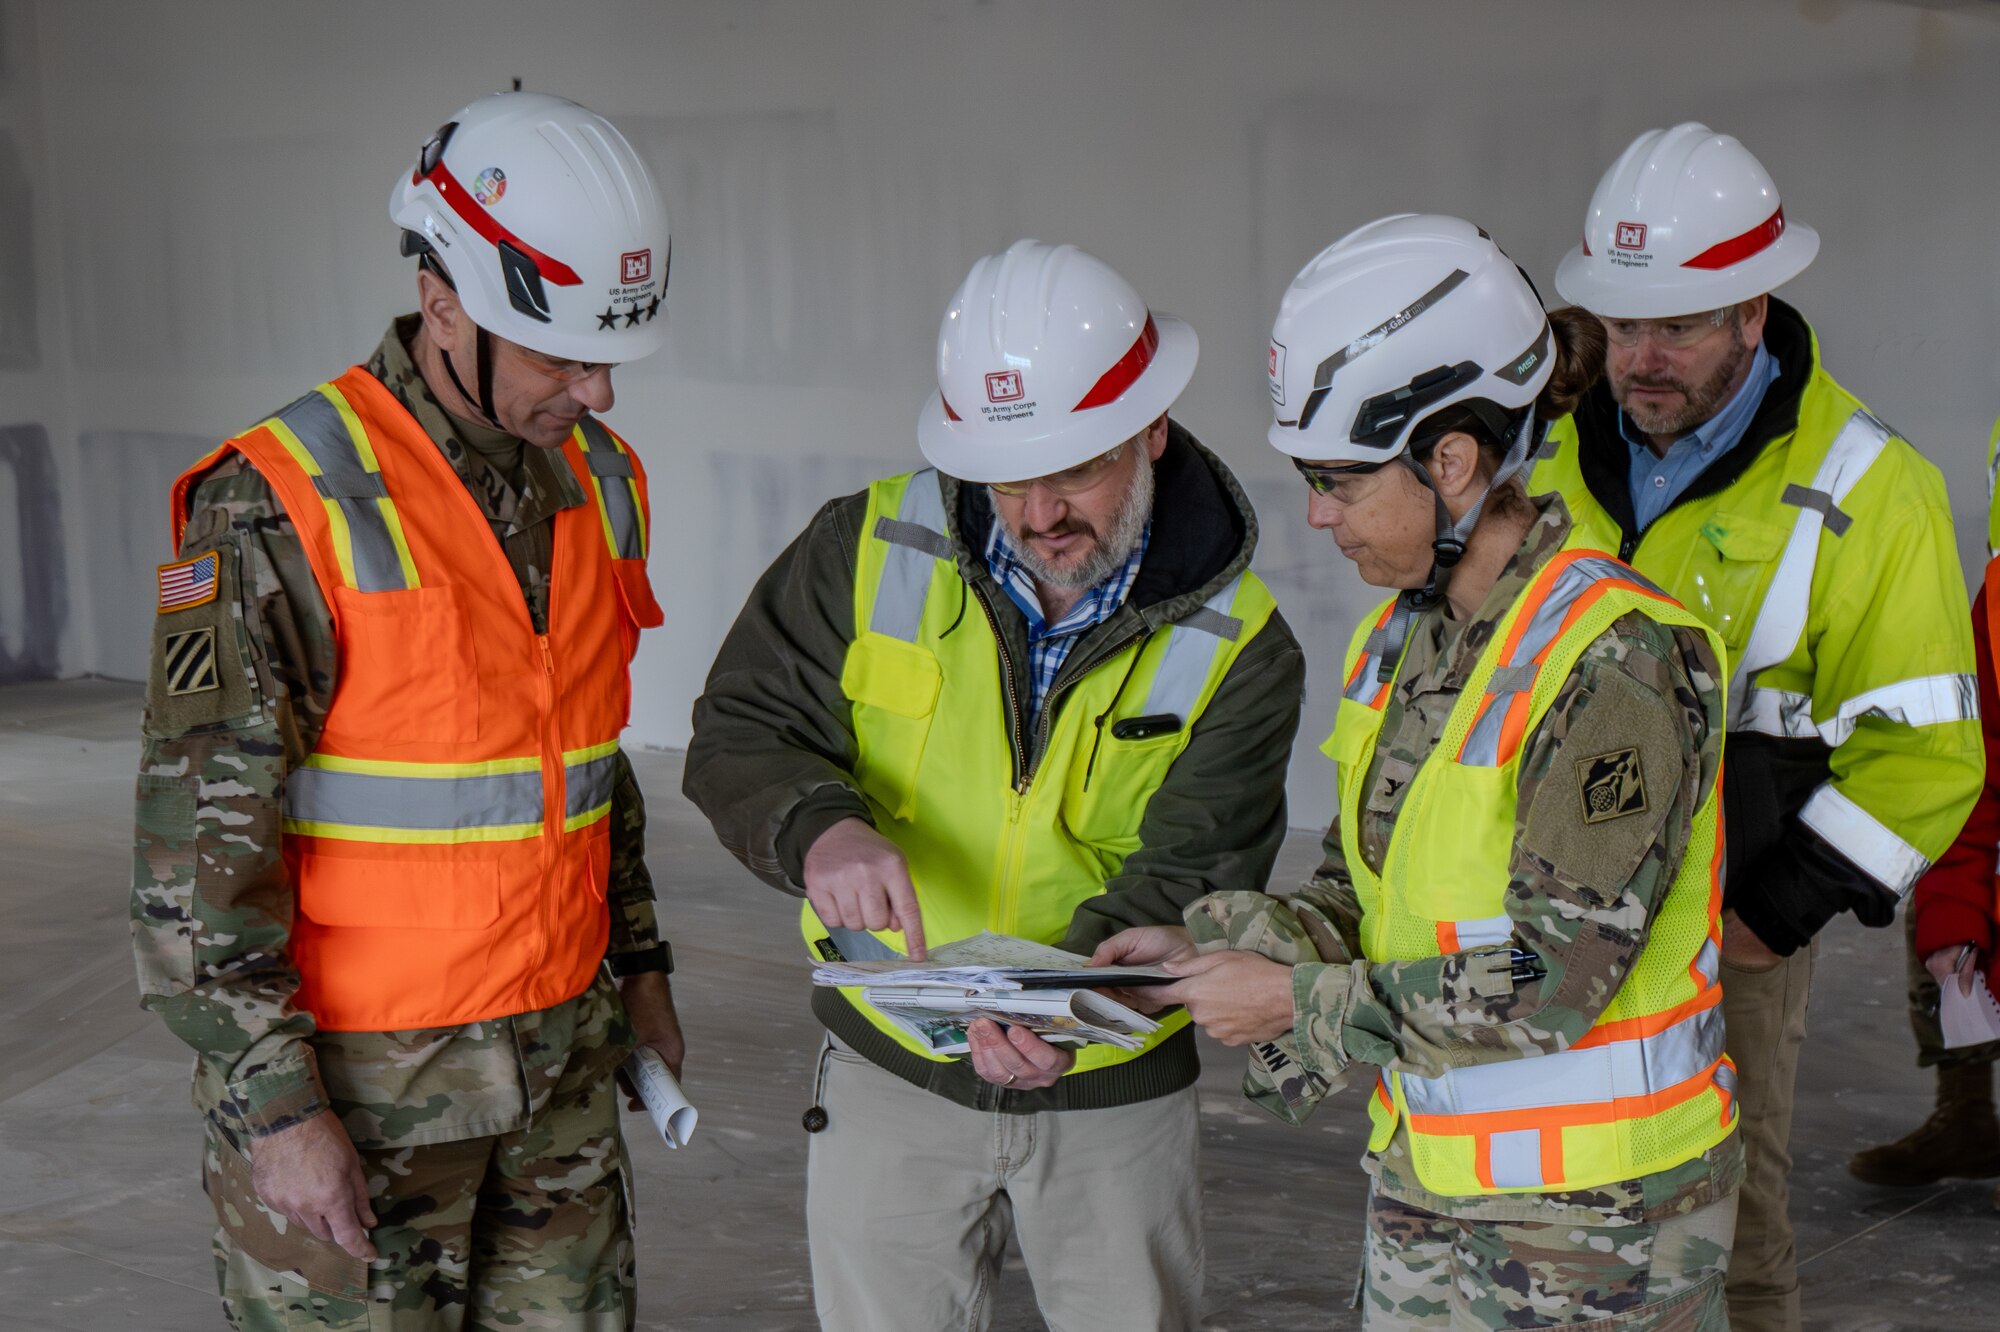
[{"xmin": 2, "ymin": 677, "xmax": 1997, "ymax": 1331}]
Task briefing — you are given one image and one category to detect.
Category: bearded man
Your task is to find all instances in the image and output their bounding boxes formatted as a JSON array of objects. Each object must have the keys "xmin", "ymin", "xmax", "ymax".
[
  {"xmin": 682, "ymin": 239, "xmax": 1304, "ymax": 1331},
  {"xmin": 1531, "ymin": 124, "xmax": 1980, "ymax": 1332}
]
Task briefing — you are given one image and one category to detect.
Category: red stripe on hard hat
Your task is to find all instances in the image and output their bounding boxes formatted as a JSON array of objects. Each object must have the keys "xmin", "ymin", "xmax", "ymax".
[
  {"xmin": 419, "ymin": 159, "xmax": 584, "ymax": 287},
  {"xmin": 942, "ymin": 396, "xmax": 961, "ymax": 422},
  {"xmin": 1073, "ymin": 315, "xmax": 1160, "ymax": 412},
  {"xmin": 1681, "ymin": 207, "xmax": 1786, "ymax": 271}
]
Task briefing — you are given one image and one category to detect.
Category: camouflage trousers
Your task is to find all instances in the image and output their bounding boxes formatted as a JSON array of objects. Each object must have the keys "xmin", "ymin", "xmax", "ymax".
[
  {"xmin": 1362, "ymin": 1185, "xmax": 1736, "ymax": 1329},
  {"xmin": 204, "ymin": 1069, "xmax": 634, "ymax": 1330}
]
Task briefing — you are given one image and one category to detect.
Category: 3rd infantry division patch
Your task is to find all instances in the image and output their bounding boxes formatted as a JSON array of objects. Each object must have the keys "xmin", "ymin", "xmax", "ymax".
[
  {"xmin": 163, "ymin": 627, "xmax": 220, "ymax": 696},
  {"xmin": 1576, "ymin": 747, "xmax": 1647, "ymax": 824}
]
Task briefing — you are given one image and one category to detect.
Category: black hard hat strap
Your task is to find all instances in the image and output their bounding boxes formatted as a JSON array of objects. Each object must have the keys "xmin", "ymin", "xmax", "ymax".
[{"xmin": 439, "ymin": 330, "xmax": 503, "ymax": 432}]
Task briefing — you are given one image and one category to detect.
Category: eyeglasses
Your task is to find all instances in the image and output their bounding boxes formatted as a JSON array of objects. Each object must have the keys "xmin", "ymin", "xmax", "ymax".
[
  {"xmin": 1600, "ymin": 308, "xmax": 1735, "ymax": 351},
  {"xmin": 507, "ymin": 342, "xmax": 607, "ymax": 383},
  {"xmin": 989, "ymin": 441, "xmax": 1127, "ymax": 497},
  {"xmin": 1293, "ymin": 456, "xmax": 1387, "ymax": 501}
]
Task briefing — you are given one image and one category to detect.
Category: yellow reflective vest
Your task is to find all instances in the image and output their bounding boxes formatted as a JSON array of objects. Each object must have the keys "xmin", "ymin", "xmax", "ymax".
[
  {"xmin": 799, "ymin": 468, "xmax": 1278, "ymax": 1076},
  {"xmin": 1532, "ymin": 318, "xmax": 1978, "ymax": 909},
  {"xmin": 1330, "ymin": 536, "xmax": 1736, "ymax": 1196}
]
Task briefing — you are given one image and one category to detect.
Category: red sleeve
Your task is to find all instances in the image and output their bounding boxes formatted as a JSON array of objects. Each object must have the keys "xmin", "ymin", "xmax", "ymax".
[{"xmin": 1912, "ymin": 576, "xmax": 2000, "ymax": 964}]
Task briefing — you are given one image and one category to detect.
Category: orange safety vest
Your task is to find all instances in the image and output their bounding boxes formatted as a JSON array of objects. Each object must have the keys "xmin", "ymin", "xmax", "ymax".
[{"xmin": 171, "ymin": 365, "xmax": 663, "ymax": 1032}]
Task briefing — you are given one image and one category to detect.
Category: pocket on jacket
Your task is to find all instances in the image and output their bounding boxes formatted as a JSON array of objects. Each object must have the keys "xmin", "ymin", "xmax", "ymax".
[
  {"xmin": 1690, "ymin": 513, "xmax": 1789, "ymax": 653},
  {"xmin": 296, "ymin": 848, "xmax": 502, "ymax": 931},
  {"xmin": 1059, "ymin": 725, "xmax": 1186, "ymax": 849},
  {"xmin": 840, "ymin": 632, "xmax": 941, "ymax": 822},
  {"xmin": 324, "ymin": 585, "xmax": 481, "ymax": 744}
]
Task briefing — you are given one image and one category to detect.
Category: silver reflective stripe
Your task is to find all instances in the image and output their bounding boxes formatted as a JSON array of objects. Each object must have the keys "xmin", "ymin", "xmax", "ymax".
[
  {"xmin": 1400, "ymin": 1001, "xmax": 1724, "ymax": 1116},
  {"xmin": 1694, "ymin": 937, "xmax": 1721, "ymax": 989},
  {"xmin": 1487, "ymin": 1129, "xmax": 1543, "ymax": 1188},
  {"xmin": 870, "ymin": 470, "xmax": 949, "ymax": 642},
  {"xmin": 1345, "ymin": 612, "xmax": 1402, "ymax": 703},
  {"xmin": 1142, "ymin": 575, "xmax": 1247, "ymax": 718},
  {"xmin": 1797, "ymin": 783, "xmax": 1930, "ymax": 896},
  {"xmin": 565, "ymin": 750, "xmax": 621, "ymax": 820},
  {"xmin": 1452, "ymin": 915, "xmax": 1513, "ymax": 949},
  {"xmin": 1459, "ymin": 668, "xmax": 1537, "ymax": 766},
  {"xmin": 1738, "ymin": 673, "xmax": 1977, "ymax": 747},
  {"xmin": 277, "ymin": 389, "xmax": 410, "ymax": 593},
  {"xmin": 1459, "ymin": 558, "xmax": 1660, "ymax": 766},
  {"xmin": 1506, "ymin": 558, "xmax": 1623, "ymax": 671},
  {"xmin": 1728, "ymin": 410, "xmax": 1893, "ymax": 727},
  {"xmin": 577, "ymin": 418, "xmax": 645, "ymax": 560},
  {"xmin": 286, "ymin": 766, "xmax": 543, "ymax": 831}
]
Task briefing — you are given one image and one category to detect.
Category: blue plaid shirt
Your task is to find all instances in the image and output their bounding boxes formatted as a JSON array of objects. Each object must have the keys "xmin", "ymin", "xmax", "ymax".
[{"xmin": 984, "ymin": 519, "xmax": 1150, "ymax": 721}]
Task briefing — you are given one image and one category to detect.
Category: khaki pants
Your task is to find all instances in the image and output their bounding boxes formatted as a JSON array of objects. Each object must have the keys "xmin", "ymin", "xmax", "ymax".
[
  {"xmin": 1719, "ymin": 943, "xmax": 1814, "ymax": 1332},
  {"xmin": 1362, "ymin": 1183, "xmax": 1736, "ymax": 1329},
  {"xmin": 805, "ymin": 1041, "xmax": 1203, "ymax": 1332}
]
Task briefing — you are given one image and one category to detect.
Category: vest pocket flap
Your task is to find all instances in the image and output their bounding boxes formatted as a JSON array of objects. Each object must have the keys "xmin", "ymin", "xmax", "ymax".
[
  {"xmin": 1324, "ymin": 698, "xmax": 1388, "ymax": 767},
  {"xmin": 841, "ymin": 633, "xmax": 943, "ymax": 719},
  {"xmin": 297, "ymin": 854, "xmax": 501, "ymax": 931},
  {"xmin": 325, "ymin": 585, "xmax": 481, "ymax": 744},
  {"xmin": 1697, "ymin": 513, "xmax": 1788, "ymax": 563},
  {"xmin": 612, "ymin": 559, "xmax": 664, "ymax": 629}
]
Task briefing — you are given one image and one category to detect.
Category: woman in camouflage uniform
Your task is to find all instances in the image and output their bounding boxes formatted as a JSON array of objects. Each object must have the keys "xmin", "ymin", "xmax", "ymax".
[{"xmin": 1100, "ymin": 216, "xmax": 1741, "ymax": 1330}]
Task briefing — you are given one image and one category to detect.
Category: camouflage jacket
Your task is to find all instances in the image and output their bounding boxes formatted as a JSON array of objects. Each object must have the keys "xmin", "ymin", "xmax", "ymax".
[
  {"xmin": 1194, "ymin": 494, "xmax": 1740, "ymax": 1224},
  {"xmin": 132, "ymin": 318, "xmax": 661, "ymax": 1150}
]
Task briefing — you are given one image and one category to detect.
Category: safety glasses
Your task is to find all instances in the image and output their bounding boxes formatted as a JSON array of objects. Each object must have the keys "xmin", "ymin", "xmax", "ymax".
[
  {"xmin": 1292, "ymin": 456, "xmax": 1387, "ymax": 500},
  {"xmin": 989, "ymin": 441, "xmax": 1127, "ymax": 497},
  {"xmin": 1600, "ymin": 308, "xmax": 1735, "ymax": 351}
]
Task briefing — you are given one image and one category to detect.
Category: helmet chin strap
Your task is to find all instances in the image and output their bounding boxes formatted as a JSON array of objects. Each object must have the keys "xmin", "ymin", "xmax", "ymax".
[
  {"xmin": 1397, "ymin": 407, "xmax": 1539, "ymax": 613},
  {"xmin": 440, "ymin": 326, "xmax": 503, "ymax": 430}
]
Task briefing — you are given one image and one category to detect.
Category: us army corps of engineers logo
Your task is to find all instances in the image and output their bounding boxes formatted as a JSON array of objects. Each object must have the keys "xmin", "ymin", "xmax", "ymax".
[{"xmin": 1576, "ymin": 748, "xmax": 1647, "ymax": 824}]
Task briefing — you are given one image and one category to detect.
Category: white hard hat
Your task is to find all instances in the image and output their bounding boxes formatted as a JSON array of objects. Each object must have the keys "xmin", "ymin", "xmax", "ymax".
[
  {"xmin": 916, "ymin": 239, "xmax": 1197, "ymax": 484},
  {"xmin": 1554, "ymin": 122, "xmax": 1818, "ymax": 320},
  {"xmin": 390, "ymin": 91, "xmax": 670, "ymax": 364},
  {"xmin": 1267, "ymin": 214, "xmax": 1552, "ymax": 465}
]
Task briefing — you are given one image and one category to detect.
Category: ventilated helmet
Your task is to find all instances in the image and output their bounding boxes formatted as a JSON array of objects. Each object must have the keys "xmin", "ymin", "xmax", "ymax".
[
  {"xmin": 390, "ymin": 91, "xmax": 671, "ymax": 365},
  {"xmin": 916, "ymin": 239, "xmax": 1197, "ymax": 484},
  {"xmin": 1267, "ymin": 214, "xmax": 1553, "ymax": 605},
  {"xmin": 1555, "ymin": 122, "xmax": 1818, "ymax": 319},
  {"xmin": 1268, "ymin": 214, "xmax": 1552, "ymax": 463}
]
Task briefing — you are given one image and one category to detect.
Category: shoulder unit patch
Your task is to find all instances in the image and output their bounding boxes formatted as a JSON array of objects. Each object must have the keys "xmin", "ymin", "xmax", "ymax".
[
  {"xmin": 1575, "ymin": 747, "xmax": 1648, "ymax": 824},
  {"xmin": 162, "ymin": 627, "xmax": 220, "ymax": 696}
]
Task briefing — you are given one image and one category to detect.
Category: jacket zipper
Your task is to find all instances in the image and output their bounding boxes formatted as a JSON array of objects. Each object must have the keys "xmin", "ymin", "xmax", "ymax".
[{"xmin": 973, "ymin": 577, "xmax": 1150, "ymax": 932}]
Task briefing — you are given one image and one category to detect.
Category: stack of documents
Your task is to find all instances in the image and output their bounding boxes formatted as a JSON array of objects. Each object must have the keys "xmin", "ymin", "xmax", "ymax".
[{"xmin": 813, "ymin": 931, "xmax": 1174, "ymax": 1055}]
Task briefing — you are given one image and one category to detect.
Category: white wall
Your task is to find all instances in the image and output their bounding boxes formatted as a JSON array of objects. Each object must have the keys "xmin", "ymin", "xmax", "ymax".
[{"xmin": 7, "ymin": 0, "xmax": 1999, "ymax": 826}]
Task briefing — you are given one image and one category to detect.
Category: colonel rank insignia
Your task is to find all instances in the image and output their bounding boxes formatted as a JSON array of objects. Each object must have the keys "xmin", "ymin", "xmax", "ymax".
[
  {"xmin": 1575, "ymin": 748, "xmax": 1647, "ymax": 824},
  {"xmin": 162, "ymin": 627, "xmax": 220, "ymax": 696}
]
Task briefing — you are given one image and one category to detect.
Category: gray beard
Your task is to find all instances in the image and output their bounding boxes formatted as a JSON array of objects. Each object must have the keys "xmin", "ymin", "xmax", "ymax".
[{"xmin": 998, "ymin": 455, "xmax": 1155, "ymax": 591}]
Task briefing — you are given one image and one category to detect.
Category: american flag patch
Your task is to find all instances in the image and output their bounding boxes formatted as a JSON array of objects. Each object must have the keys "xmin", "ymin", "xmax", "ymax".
[{"xmin": 157, "ymin": 552, "xmax": 220, "ymax": 612}]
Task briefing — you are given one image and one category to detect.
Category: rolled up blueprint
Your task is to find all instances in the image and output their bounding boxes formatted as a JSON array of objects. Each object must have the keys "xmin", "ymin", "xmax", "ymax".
[{"xmin": 625, "ymin": 1046, "xmax": 698, "ymax": 1148}]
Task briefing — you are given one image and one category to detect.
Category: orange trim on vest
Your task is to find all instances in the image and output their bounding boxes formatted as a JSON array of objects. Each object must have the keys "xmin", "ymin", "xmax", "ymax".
[
  {"xmin": 1457, "ymin": 551, "xmax": 1686, "ymax": 767},
  {"xmin": 173, "ymin": 366, "xmax": 659, "ymax": 1031},
  {"xmin": 1405, "ymin": 1056, "xmax": 1732, "ymax": 1138}
]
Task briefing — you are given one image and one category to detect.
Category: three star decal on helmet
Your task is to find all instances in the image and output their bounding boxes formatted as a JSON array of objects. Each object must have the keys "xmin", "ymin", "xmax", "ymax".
[{"xmin": 596, "ymin": 295, "xmax": 663, "ymax": 330}]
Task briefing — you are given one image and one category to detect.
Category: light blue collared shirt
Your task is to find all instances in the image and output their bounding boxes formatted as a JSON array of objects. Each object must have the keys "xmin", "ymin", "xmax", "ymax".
[{"xmin": 1621, "ymin": 342, "xmax": 1780, "ymax": 530}]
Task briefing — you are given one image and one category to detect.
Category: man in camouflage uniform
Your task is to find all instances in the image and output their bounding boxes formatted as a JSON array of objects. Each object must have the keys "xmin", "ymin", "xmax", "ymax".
[{"xmin": 132, "ymin": 92, "xmax": 681, "ymax": 1330}]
